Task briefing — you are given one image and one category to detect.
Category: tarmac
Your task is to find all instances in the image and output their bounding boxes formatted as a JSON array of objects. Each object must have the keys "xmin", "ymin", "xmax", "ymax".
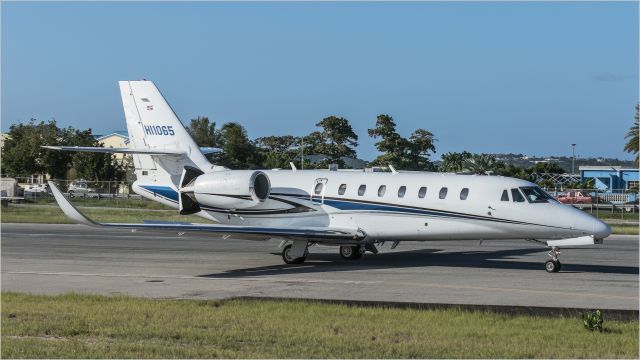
[{"xmin": 1, "ymin": 223, "xmax": 638, "ymax": 310}]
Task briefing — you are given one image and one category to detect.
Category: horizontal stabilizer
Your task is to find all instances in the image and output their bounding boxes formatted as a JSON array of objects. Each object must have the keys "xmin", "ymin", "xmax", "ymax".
[
  {"xmin": 42, "ymin": 146, "xmax": 186, "ymax": 156},
  {"xmin": 199, "ymin": 147, "xmax": 221, "ymax": 154},
  {"xmin": 47, "ymin": 182, "xmax": 366, "ymax": 242}
]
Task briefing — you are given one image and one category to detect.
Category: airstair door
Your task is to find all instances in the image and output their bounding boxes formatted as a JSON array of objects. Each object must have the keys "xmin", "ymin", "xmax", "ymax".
[{"xmin": 311, "ymin": 178, "xmax": 328, "ymax": 204}]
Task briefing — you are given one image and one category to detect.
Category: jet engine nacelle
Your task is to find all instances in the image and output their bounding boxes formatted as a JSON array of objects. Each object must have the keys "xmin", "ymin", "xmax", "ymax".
[{"xmin": 182, "ymin": 170, "xmax": 271, "ymax": 212}]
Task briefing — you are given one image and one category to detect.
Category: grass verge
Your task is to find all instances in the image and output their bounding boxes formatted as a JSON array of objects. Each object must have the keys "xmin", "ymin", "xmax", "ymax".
[
  {"xmin": 22, "ymin": 197, "xmax": 173, "ymax": 209},
  {"xmin": 609, "ymin": 224, "xmax": 639, "ymax": 235},
  {"xmin": 1, "ymin": 292, "xmax": 638, "ymax": 359},
  {"xmin": 0, "ymin": 204, "xmax": 206, "ymax": 224},
  {"xmin": 2, "ymin": 203, "xmax": 638, "ymax": 235}
]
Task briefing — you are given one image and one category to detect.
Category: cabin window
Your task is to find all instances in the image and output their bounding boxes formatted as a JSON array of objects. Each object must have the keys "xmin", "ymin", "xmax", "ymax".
[
  {"xmin": 439, "ymin": 187, "xmax": 448, "ymax": 199},
  {"xmin": 501, "ymin": 190, "xmax": 509, "ymax": 201},
  {"xmin": 511, "ymin": 188, "xmax": 526, "ymax": 203},
  {"xmin": 338, "ymin": 184, "xmax": 347, "ymax": 195},
  {"xmin": 460, "ymin": 188, "xmax": 469, "ymax": 200},
  {"xmin": 398, "ymin": 186, "xmax": 406, "ymax": 198},
  {"xmin": 358, "ymin": 184, "xmax": 366, "ymax": 196},
  {"xmin": 314, "ymin": 182, "xmax": 323, "ymax": 195},
  {"xmin": 378, "ymin": 185, "xmax": 386, "ymax": 197},
  {"xmin": 418, "ymin": 187, "xmax": 427, "ymax": 198}
]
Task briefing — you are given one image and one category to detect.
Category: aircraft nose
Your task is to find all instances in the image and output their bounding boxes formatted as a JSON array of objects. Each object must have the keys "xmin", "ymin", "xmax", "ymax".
[
  {"xmin": 592, "ymin": 218, "xmax": 611, "ymax": 239},
  {"xmin": 572, "ymin": 209, "xmax": 611, "ymax": 239}
]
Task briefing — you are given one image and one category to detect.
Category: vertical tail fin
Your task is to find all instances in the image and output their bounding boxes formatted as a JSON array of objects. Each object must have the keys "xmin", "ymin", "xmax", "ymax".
[{"xmin": 119, "ymin": 80, "xmax": 212, "ymax": 175}]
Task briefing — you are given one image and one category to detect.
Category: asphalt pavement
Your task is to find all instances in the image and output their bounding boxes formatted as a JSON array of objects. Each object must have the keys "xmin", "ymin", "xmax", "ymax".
[{"xmin": 1, "ymin": 223, "xmax": 637, "ymax": 310}]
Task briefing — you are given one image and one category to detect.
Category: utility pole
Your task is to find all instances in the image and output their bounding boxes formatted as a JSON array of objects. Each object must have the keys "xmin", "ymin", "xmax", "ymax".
[{"xmin": 571, "ymin": 143, "xmax": 576, "ymax": 175}]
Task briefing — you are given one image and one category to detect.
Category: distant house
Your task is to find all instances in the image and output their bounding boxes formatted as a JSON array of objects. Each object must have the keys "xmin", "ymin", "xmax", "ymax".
[
  {"xmin": 580, "ymin": 166, "xmax": 639, "ymax": 192},
  {"xmin": 0, "ymin": 133, "xmax": 10, "ymax": 150},
  {"xmin": 93, "ymin": 131, "xmax": 129, "ymax": 163}
]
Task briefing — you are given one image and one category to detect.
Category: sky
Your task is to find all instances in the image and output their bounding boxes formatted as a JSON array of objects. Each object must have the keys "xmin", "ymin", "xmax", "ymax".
[{"xmin": 2, "ymin": 2, "xmax": 638, "ymax": 161}]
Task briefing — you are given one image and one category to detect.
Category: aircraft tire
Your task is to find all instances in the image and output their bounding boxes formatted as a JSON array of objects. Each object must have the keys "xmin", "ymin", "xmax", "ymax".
[
  {"xmin": 340, "ymin": 245, "xmax": 362, "ymax": 260},
  {"xmin": 282, "ymin": 244, "xmax": 307, "ymax": 264},
  {"xmin": 545, "ymin": 260, "xmax": 560, "ymax": 273}
]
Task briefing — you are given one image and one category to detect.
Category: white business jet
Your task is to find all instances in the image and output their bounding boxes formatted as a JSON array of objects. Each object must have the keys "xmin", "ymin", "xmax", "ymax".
[{"xmin": 44, "ymin": 80, "xmax": 611, "ymax": 272}]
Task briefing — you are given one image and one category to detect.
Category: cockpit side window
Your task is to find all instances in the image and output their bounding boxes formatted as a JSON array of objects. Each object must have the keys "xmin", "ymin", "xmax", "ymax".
[
  {"xmin": 520, "ymin": 186, "xmax": 553, "ymax": 203},
  {"xmin": 501, "ymin": 190, "xmax": 509, "ymax": 201},
  {"xmin": 511, "ymin": 188, "xmax": 526, "ymax": 203}
]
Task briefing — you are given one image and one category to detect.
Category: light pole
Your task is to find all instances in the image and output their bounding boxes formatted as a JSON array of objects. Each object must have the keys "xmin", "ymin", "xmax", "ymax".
[{"xmin": 571, "ymin": 144, "xmax": 576, "ymax": 175}]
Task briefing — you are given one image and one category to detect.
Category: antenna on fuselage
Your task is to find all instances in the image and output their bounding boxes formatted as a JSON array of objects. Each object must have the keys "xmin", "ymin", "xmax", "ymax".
[{"xmin": 388, "ymin": 164, "xmax": 398, "ymax": 174}]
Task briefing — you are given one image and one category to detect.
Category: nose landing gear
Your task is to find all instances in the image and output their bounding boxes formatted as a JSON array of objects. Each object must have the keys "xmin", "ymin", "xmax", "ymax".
[{"xmin": 544, "ymin": 246, "xmax": 562, "ymax": 273}]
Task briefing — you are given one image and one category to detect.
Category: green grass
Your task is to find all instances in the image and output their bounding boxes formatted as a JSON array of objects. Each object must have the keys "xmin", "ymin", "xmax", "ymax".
[
  {"xmin": 584, "ymin": 210, "xmax": 639, "ymax": 221},
  {"xmin": 22, "ymin": 197, "xmax": 173, "ymax": 209},
  {"xmin": 0, "ymin": 204, "xmax": 206, "ymax": 224},
  {"xmin": 609, "ymin": 224, "xmax": 639, "ymax": 235},
  {"xmin": 2, "ymin": 202, "xmax": 638, "ymax": 235},
  {"xmin": 1, "ymin": 292, "xmax": 637, "ymax": 359}
]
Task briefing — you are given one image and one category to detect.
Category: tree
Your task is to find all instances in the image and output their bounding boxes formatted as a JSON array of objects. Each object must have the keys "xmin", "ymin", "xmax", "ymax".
[
  {"xmin": 624, "ymin": 104, "xmax": 639, "ymax": 166},
  {"xmin": 1, "ymin": 119, "xmax": 71, "ymax": 178},
  {"xmin": 313, "ymin": 116, "xmax": 358, "ymax": 168},
  {"xmin": 407, "ymin": 129, "xmax": 437, "ymax": 171},
  {"xmin": 69, "ymin": 129, "xmax": 126, "ymax": 181},
  {"xmin": 215, "ymin": 122, "xmax": 261, "ymax": 169},
  {"xmin": 439, "ymin": 151, "xmax": 472, "ymax": 173},
  {"xmin": 463, "ymin": 153, "xmax": 505, "ymax": 175},
  {"xmin": 1, "ymin": 119, "xmax": 126, "ymax": 180},
  {"xmin": 255, "ymin": 135, "xmax": 300, "ymax": 169},
  {"xmin": 528, "ymin": 161, "xmax": 565, "ymax": 174},
  {"xmin": 368, "ymin": 114, "xmax": 436, "ymax": 170},
  {"xmin": 187, "ymin": 116, "xmax": 217, "ymax": 147}
]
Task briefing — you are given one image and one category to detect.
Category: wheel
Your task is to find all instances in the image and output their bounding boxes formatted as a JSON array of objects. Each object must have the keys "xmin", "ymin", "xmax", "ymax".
[
  {"xmin": 281, "ymin": 244, "xmax": 307, "ymax": 264},
  {"xmin": 545, "ymin": 260, "xmax": 560, "ymax": 273},
  {"xmin": 340, "ymin": 246, "xmax": 362, "ymax": 260}
]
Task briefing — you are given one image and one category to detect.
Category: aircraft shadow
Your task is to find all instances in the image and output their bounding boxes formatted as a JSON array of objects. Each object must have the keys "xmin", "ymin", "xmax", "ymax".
[{"xmin": 198, "ymin": 247, "xmax": 639, "ymax": 278}]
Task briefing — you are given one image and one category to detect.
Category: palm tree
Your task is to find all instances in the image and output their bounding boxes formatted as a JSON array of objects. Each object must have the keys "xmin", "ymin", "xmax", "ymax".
[
  {"xmin": 624, "ymin": 104, "xmax": 639, "ymax": 166},
  {"xmin": 463, "ymin": 154, "xmax": 504, "ymax": 175}
]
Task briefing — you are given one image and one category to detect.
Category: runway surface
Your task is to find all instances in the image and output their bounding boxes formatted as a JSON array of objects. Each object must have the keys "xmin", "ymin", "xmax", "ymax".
[{"xmin": 2, "ymin": 223, "xmax": 638, "ymax": 310}]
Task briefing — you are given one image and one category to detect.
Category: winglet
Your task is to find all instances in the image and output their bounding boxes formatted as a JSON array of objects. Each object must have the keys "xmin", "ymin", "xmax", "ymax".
[{"xmin": 48, "ymin": 181, "xmax": 98, "ymax": 226}]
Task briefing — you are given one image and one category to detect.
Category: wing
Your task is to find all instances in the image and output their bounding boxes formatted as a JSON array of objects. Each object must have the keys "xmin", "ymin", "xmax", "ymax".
[{"xmin": 47, "ymin": 182, "xmax": 365, "ymax": 242}]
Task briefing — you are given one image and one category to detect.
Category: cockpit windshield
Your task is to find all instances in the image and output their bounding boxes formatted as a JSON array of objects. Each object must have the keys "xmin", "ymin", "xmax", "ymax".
[{"xmin": 519, "ymin": 186, "xmax": 554, "ymax": 203}]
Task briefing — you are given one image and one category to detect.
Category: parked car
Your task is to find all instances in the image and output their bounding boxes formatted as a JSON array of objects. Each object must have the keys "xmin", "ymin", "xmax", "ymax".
[
  {"xmin": 67, "ymin": 180, "xmax": 98, "ymax": 195},
  {"xmin": 24, "ymin": 183, "xmax": 50, "ymax": 194},
  {"xmin": 556, "ymin": 191, "xmax": 593, "ymax": 204}
]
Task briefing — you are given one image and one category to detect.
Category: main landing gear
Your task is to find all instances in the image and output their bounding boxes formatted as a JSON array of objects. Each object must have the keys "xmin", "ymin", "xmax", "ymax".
[
  {"xmin": 280, "ymin": 242, "xmax": 378, "ymax": 264},
  {"xmin": 339, "ymin": 244, "xmax": 377, "ymax": 260},
  {"xmin": 281, "ymin": 244, "xmax": 308, "ymax": 264},
  {"xmin": 339, "ymin": 245, "xmax": 363, "ymax": 260},
  {"xmin": 544, "ymin": 246, "xmax": 562, "ymax": 273}
]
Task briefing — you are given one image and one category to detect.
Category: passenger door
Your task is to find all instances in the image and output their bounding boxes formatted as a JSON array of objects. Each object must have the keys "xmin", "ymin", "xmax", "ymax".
[{"xmin": 311, "ymin": 178, "xmax": 328, "ymax": 204}]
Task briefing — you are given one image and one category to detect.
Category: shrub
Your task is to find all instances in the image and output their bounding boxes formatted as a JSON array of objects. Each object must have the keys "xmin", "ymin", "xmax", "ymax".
[{"xmin": 583, "ymin": 309, "xmax": 604, "ymax": 332}]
